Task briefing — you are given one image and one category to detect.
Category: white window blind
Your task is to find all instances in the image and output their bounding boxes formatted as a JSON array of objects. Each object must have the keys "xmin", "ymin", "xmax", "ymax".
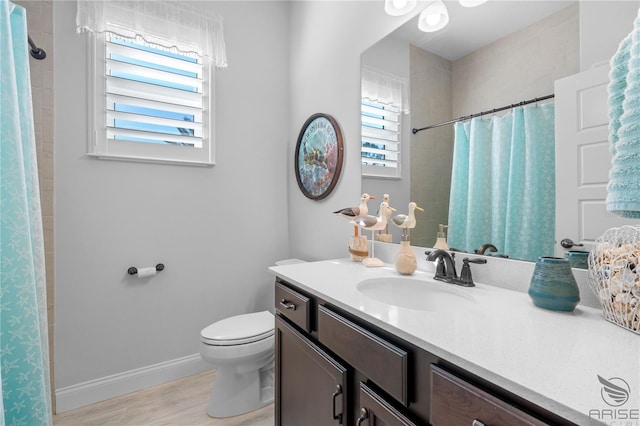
[
  {"xmin": 361, "ymin": 100, "xmax": 401, "ymax": 178},
  {"xmin": 77, "ymin": 0, "xmax": 224, "ymax": 166},
  {"xmin": 87, "ymin": 32, "xmax": 214, "ymax": 166},
  {"xmin": 361, "ymin": 66, "xmax": 407, "ymax": 178},
  {"xmin": 106, "ymin": 36, "xmax": 204, "ymax": 148}
]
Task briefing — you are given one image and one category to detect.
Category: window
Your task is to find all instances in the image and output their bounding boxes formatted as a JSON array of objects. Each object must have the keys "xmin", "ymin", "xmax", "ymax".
[
  {"xmin": 77, "ymin": 0, "xmax": 227, "ymax": 166},
  {"xmin": 89, "ymin": 32, "xmax": 214, "ymax": 166},
  {"xmin": 361, "ymin": 100, "xmax": 401, "ymax": 177},
  {"xmin": 360, "ymin": 66, "xmax": 408, "ymax": 178}
]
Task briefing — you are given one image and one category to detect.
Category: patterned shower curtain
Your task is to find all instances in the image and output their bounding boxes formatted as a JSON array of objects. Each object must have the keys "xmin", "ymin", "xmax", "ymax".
[
  {"xmin": 1, "ymin": 1, "xmax": 53, "ymax": 425},
  {"xmin": 447, "ymin": 103, "xmax": 556, "ymax": 262}
]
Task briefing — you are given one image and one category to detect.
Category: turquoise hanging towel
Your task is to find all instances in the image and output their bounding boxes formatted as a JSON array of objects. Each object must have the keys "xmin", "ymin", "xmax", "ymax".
[{"xmin": 607, "ymin": 8, "xmax": 640, "ymax": 218}]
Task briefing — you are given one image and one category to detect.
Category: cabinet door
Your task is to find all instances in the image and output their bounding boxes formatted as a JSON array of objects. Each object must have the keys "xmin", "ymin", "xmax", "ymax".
[
  {"xmin": 276, "ymin": 315, "xmax": 348, "ymax": 426},
  {"xmin": 356, "ymin": 382, "xmax": 419, "ymax": 426}
]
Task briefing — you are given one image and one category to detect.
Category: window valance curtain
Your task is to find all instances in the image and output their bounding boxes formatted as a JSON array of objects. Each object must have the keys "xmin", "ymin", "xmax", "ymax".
[
  {"xmin": 76, "ymin": 0, "xmax": 228, "ymax": 68},
  {"xmin": 361, "ymin": 66, "xmax": 409, "ymax": 114}
]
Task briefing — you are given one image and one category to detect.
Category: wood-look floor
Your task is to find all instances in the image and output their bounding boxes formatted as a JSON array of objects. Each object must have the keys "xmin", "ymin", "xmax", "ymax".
[{"xmin": 53, "ymin": 370, "xmax": 274, "ymax": 426}]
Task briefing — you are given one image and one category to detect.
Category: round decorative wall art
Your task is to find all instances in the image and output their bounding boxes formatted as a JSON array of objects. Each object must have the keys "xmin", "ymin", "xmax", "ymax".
[{"xmin": 295, "ymin": 113, "xmax": 344, "ymax": 200}]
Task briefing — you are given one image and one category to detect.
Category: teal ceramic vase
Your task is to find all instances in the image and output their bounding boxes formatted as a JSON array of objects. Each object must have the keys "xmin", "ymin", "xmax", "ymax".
[
  {"xmin": 564, "ymin": 250, "xmax": 590, "ymax": 269},
  {"xmin": 528, "ymin": 257, "xmax": 580, "ymax": 312}
]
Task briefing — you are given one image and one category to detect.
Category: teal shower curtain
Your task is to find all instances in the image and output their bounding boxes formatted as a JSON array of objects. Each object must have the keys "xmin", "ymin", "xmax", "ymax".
[
  {"xmin": 447, "ymin": 103, "xmax": 556, "ymax": 261},
  {"xmin": 1, "ymin": 1, "xmax": 53, "ymax": 425}
]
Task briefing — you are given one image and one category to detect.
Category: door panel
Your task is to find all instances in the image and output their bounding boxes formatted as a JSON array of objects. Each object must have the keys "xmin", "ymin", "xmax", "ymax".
[
  {"xmin": 275, "ymin": 315, "xmax": 348, "ymax": 426},
  {"xmin": 554, "ymin": 65, "xmax": 637, "ymax": 256}
]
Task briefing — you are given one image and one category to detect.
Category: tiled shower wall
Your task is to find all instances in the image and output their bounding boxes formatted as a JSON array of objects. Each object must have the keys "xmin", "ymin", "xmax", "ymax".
[{"xmin": 15, "ymin": 0, "xmax": 55, "ymax": 412}]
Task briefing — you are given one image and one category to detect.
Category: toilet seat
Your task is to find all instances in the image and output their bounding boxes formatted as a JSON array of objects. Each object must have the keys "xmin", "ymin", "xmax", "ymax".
[{"xmin": 201, "ymin": 311, "xmax": 274, "ymax": 346}]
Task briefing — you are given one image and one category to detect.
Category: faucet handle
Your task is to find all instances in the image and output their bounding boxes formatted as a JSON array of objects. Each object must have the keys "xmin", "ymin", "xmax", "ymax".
[{"xmin": 457, "ymin": 257, "xmax": 487, "ymax": 287}]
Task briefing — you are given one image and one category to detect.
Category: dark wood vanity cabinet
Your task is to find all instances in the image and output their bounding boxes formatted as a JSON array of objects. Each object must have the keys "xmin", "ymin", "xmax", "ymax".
[
  {"xmin": 274, "ymin": 278, "xmax": 575, "ymax": 426},
  {"xmin": 275, "ymin": 281, "xmax": 348, "ymax": 425},
  {"xmin": 275, "ymin": 315, "xmax": 348, "ymax": 425}
]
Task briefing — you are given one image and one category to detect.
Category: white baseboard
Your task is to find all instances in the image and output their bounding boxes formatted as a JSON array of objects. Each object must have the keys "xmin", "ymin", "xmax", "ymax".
[{"xmin": 55, "ymin": 354, "xmax": 212, "ymax": 413}]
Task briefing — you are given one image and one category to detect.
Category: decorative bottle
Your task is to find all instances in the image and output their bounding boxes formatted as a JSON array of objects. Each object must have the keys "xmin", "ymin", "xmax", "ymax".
[
  {"xmin": 528, "ymin": 256, "xmax": 580, "ymax": 312},
  {"xmin": 395, "ymin": 236, "xmax": 417, "ymax": 275},
  {"xmin": 433, "ymin": 224, "xmax": 449, "ymax": 250}
]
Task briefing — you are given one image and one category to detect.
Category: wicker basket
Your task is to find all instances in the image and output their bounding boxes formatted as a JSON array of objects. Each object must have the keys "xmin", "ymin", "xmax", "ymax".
[{"xmin": 588, "ymin": 225, "xmax": 640, "ymax": 334}]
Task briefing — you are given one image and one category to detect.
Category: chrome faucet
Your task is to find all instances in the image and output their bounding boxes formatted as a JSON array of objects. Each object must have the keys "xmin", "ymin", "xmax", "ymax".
[{"xmin": 425, "ymin": 250, "xmax": 487, "ymax": 287}]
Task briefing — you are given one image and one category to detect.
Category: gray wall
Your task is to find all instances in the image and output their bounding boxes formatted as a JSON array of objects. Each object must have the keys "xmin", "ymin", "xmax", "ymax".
[
  {"xmin": 580, "ymin": 1, "xmax": 639, "ymax": 70},
  {"xmin": 452, "ymin": 3, "xmax": 580, "ymax": 117},
  {"xmin": 54, "ymin": 0, "xmax": 290, "ymax": 391},
  {"xmin": 288, "ymin": 1, "xmax": 421, "ymax": 261},
  {"xmin": 409, "ymin": 46, "xmax": 453, "ymax": 248}
]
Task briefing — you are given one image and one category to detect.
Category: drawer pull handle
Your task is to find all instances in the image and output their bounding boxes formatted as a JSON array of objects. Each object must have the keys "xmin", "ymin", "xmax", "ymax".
[
  {"xmin": 356, "ymin": 408, "xmax": 368, "ymax": 426},
  {"xmin": 279, "ymin": 299, "xmax": 296, "ymax": 310},
  {"xmin": 472, "ymin": 420, "xmax": 485, "ymax": 426},
  {"xmin": 332, "ymin": 384, "xmax": 343, "ymax": 423}
]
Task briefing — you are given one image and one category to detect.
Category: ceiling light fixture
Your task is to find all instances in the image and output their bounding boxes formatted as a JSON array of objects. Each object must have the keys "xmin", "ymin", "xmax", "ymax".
[
  {"xmin": 418, "ymin": 0, "xmax": 449, "ymax": 33},
  {"xmin": 459, "ymin": 0, "xmax": 488, "ymax": 7},
  {"xmin": 384, "ymin": 0, "xmax": 418, "ymax": 16}
]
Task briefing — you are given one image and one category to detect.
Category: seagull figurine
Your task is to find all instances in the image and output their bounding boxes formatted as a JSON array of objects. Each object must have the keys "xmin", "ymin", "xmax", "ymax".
[
  {"xmin": 391, "ymin": 202, "xmax": 424, "ymax": 230},
  {"xmin": 392, "ymin": 202, "xmax": 424, "ymax": 239},
  {"xmin": 351, "ymin": 201, "xmax": 396, "ymax": 267},
  {"xmin": 379, "ymin": 194, "xmax": 391, "ymax": 235},
  {"xmin": 351, "ymin": 201, "xmax": 396, "ymax": 232},
  {"xmin": 333, "ymin": 193, "xmax": 375, "ymax": 236}
]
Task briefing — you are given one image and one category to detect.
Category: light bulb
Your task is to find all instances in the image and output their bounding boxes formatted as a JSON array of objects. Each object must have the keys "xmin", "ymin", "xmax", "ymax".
[
  {"xmin": 459, "ymin": 0, "xmax": 488, "ymax": 7},
  {"xmin": 418, "ymin": 0, "xmax": 449, "ymax": 32},
  {"xmin": 426, "ymin": 13, "xmax": 442, "ymax": 27},
  {"xmin": 384, "ymin": 0, "xmax": 417, "ymax": 16}
]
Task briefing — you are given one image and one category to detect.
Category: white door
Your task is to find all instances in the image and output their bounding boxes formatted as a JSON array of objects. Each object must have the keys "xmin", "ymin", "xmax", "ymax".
[{"xmin": 555, "ymin": 65, "xmax": 637, "ymax": 257}]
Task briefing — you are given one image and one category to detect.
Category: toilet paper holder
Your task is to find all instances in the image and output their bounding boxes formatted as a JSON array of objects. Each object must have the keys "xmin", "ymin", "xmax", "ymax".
[{"xmin": 127, "ymin": 263, "xmax": 165, "ymax": 275}]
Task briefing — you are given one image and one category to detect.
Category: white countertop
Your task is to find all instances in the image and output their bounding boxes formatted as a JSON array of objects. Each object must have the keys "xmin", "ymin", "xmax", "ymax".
[{"xmin": 270, "ymin": 258, "xmax": 640, "ymax": 426}]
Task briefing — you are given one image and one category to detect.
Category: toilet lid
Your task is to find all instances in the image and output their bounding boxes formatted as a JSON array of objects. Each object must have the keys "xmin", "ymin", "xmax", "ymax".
[{"xmin": 201, "ymin": 311, "xmax": 274, "ymax": 345}]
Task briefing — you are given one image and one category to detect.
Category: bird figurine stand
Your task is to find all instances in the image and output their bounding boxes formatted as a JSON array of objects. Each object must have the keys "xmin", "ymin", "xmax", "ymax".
[
  {"xmin": 349, "ymin": 234, "xmax": 368, "ymax": 262},
  {"xmin": 391, "ymin": 202, "xmax": 424, "ymax": 275},
  {"xmin": 334, "ymin": 194, "xmax": 375, "ymax": 261},
  {"xmin": 376, "ymin": 233, "xmax": 393, "ymax": 243},
  {"xmin": 352, "ymin": 201, "xmax": 396, "ymax": 268},
  {"xmin": 363, "ymin": 234, "xmax": 384, "ymax": 267},
  {"xmin": 395, "ymin": 232, "xmax": 417, "ymax": 275},
  {"xmin": 375, "ymin": 194, "xmax": 393, "ymax": 243}
]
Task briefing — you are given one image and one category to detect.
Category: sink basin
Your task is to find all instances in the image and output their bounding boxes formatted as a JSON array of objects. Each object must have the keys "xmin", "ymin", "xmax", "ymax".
[{"xmin": 357, "ymin": 277, "xmax": 477, "ymax": 312}]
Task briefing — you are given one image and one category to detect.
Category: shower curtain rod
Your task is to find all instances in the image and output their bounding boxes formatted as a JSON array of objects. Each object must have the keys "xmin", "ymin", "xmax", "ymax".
[
  {"xmin": 412, "ymin": 93, "xmax": 554, "ymax": 135},
  {"xmin": 28, "ymin": 35, "xmax": 46, "ymax": 60}
]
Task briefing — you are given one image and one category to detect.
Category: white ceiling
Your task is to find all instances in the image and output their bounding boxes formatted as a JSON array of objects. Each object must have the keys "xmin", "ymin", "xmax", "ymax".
[{"xmin": 390, "ymin": 1, "xmax": 577, "ymax": 61}]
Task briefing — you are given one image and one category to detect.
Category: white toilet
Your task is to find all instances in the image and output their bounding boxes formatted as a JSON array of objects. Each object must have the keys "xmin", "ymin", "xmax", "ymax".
[
  {"xmin": 200, "ymin": 310, "xmax": 275, "ymax": 418},
  {"xmin": 199, "ymin": 259, "xmax": 305, "ymax": 418}
]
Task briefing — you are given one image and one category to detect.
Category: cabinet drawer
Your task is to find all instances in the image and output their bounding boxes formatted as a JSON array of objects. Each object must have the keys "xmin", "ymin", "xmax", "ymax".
[
  {"xmin": 430, "ymin": 365, "xmax": 548, "ymax": 426},
  {"xmin": 317, "ymin": 305, "xmax": 409, "ymax": 405},
  {"xmin": 275, "ymin": 282, "xmax": 311, "ymax": 332},
  {"xmin": 357, "ymin": 382, "xmax": 418, "ymax": 426}
]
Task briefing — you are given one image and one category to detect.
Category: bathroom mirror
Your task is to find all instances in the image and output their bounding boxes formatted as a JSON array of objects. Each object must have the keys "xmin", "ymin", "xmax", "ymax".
[{"xmin": 361, "ymin": 1, "xmax": 578, "ymax": 261}]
